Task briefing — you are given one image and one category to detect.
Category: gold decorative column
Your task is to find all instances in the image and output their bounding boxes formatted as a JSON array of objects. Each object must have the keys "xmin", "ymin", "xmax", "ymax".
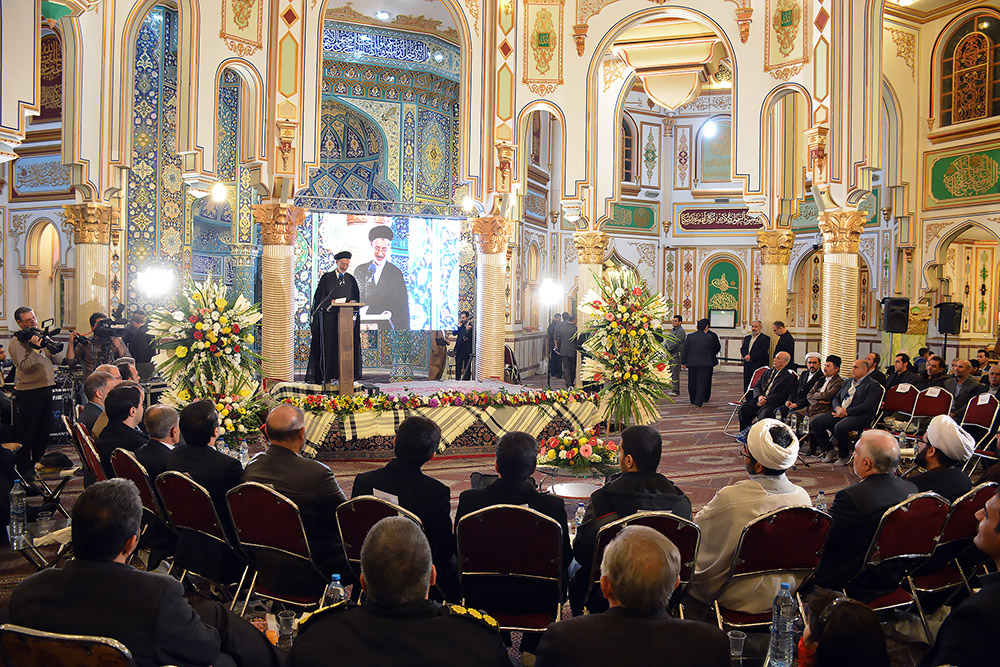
[
  {"xmin": 63, "ymin": 202, "xmax": 113, "ymax": 331},
  {"xmin": 756, "ymin": 229, "xmax": 794, "ymax": 356},
  {"xmin": 574, "ymin": 229, "xmax": 610, "ymax": 383},
  {"xmin": 818, "ymin": 209, "xmax": 866, "ymax": 364},
  {"xmin": 253, "ymin": 203, "xmax": 304, "ymax": 383},
  {"xmin": 472, "ymin": 205, "xmax": 512, "ymax": 381}
]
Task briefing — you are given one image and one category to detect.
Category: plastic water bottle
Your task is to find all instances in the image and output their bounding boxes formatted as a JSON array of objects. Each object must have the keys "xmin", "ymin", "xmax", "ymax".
[
  {"xmin": 816, "ymin": 490, "xmax": 827, "ymax": 512},
  {"xmin": 239, "ymin": 440, "xmax": 249, "ymax": 468},
  {"xmin": 768, "ymin": 582, "xmax": 796, "ymax": 667},
  {"xmin": 802, "ymin": 413, "xmax": 810, "ymax": 434},
  {"xmin": 322, "ymin": 573, "xmax": 345, "ymax": 607},
  {"xmin": 9, "ymin": 480, "xmax": 26, "ymax": 549},
  {"xmin": 898, "ymin": 431, "xmax": 907, "ymax": 449}
]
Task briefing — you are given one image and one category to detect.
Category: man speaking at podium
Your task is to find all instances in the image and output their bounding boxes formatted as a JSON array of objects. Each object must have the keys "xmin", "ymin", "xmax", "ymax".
[{"xmin": 306, "ymin": 250, "xmax": 362, "ymax": 383}]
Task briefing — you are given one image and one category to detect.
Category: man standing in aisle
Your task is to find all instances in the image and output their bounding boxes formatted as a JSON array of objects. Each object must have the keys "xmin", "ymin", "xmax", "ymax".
[
  {"xmin": 680, "ymin": 318, "xmax": 721, "ymax": 407},
  {"xmin": 454, "ymin": 311, "xmax": 474, "ymax": 381},
  {"xmin": 554, "ymin": 312, "xmax": 578, "ymax": 388},
  {"xmin": 357, "ymin": 225, "xmax": 410, "ymax": 331},
  {"xmin": 666, "ymin": 316, "xmax": 686, "ymax": 397},
  {"xmin": 739, "ymin": 320, "xmax": 770, "ymax": 390},
  {"xmin": 772, "ymin": 321, "xmax": 796, "ymax": 370}
]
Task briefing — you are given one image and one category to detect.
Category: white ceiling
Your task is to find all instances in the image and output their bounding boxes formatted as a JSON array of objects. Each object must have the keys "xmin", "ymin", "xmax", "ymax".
[{"xmin": 325, "ymin": 0, "xmax": 456, "ymax": 32}]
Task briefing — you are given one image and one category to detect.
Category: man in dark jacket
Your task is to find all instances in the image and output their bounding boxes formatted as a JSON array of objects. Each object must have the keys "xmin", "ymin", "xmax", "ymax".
[
  {"xmin": 307, "ymin": 250, "xmax": 363, "ymax": 383},
  {"xmin": 95, "ymin": 383, "xmax": 148, "ymax": 478},
  {"xmin": 865, "ymin": 352, "xmax": 887, "ymax": 386},
  {"xmin": 885, "ymin": 353, "xmax": 920, "ymax": 389},
  {"xmin": 772, "ymin": 321, "xmax": 796, "ymax": 370},
  {"xmin": 780, "ymin": 352, "xmax": 823, "ymax": 419},
  {"xmin": 454, "ymin": 310, "xmax": 474, "ymax": 381},
  {"xmin": 737, "ymin": 351, "xmax": 797, "ymax": 430},
  {"xmin": 570, "ymin": 425, "xmax": 690, "ymax": 613},
  {"xmin": 680, "ymin": 318, "xmax": 721, "ymax": 407},
  {"xmin": 352, "ymin": 415, "xmax": 457, "ymax": 599},
  {"xmin": 536, "ymin": 526, "xmax": 728, "ymax": 667},
  {"xmin": 739, "ymin": 320, "xmax": 771, "ymax": 390},
  {"xmin": 811, "ymin": 430, "xmax": 918, "ymax": 600},
  {"xmin": 554, "ymin": 313, "xmax": 578, "ymax": 388},
  {"xmin": 809, "ymin": 359, "xmax": 883, "ymax": 466},
  {"xmin": 546, "ymin": 313, "xmax": 563, "ymax": 379},
  {"xmin": 135, "ymin": 404, "xmax": 179, "ymax": 481},
  {"xmin": 910, "ymin": 415, "xmax": 974, "ymax": 502},
  {"xmin": 79, "ymin": 369, "xmax": 119, "ymax": 434}
]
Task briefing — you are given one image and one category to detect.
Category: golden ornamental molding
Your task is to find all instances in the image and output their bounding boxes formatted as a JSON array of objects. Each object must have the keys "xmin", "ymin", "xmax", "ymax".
[
  {"xmin": 756, "ymin": 228, "xmax": 795, "ymax": 264},
  {"xmin": 907, "ymin": 304, "xmax": 932, "ymax": 335},
  {"xmin": 471, "ymin": 206, "xmax": 511, "ymax": 255},
  {"xmin": 818, "ymin": 208, "xmax": 866, "ymax": 254},
  {"xmin": 63, "ymin": 202, "xmax": 113, "ymax": 245},
  {"xmin": 253, "ymin": 203, "xmax": 304, "ymax": 246},
  {"xmin": 573, "ymin": 229, "xmax": 610, "ymax": 264}
]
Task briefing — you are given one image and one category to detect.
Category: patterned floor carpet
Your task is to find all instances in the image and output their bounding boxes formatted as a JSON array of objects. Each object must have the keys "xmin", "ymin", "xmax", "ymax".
[{"xmin": 0, "ymin": 369, "xmax": 926, "ymax": 664}]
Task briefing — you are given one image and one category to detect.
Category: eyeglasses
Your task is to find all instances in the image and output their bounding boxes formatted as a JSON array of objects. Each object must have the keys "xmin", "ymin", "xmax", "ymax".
[{"xmin": 739, "ymin": 444, "xmax": 751, "ymax": 458}]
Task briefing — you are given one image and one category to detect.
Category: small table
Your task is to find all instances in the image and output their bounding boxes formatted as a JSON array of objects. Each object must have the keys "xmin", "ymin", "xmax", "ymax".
[
  {"xmin": 537, "ymin": 465, "xmax": 614, "ymax": 499},
  {"xmin": 7, "ymin": 518, "xmax": 72, "ymax": 570},
  {"xmin": 25, "ymin": 467, "xmax": 80, "ymax": 519}
]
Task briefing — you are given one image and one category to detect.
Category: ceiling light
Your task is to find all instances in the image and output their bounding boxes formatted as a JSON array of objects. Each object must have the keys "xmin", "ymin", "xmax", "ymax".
[
  {"xmin": 432, "ymin": 49, "xmax": 445, "ymax": 63},
  {"xmin": 703, "ymin": 121, "xmax": 717, "ymax": 138},
  {"xmin": 462, "ymin": 196, "xmax": 475, "ymax": 213},
  {"xmin": 136, "ymin": 264, "xmax": 176, "ymax": 300},
  {"xmin": 211, "ymin": 181, "xmax": 227, "ymax": 202},
  {"xmin": 980, "ymin": 21, "xmax": 991, "ymax": 29},
  {"xmin": 375, "ymin": 10, "xmax": 391, "ymax": 21}
]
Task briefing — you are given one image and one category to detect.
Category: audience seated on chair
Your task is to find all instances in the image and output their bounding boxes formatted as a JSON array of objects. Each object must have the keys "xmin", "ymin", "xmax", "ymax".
[
  {"xmin": 910, "ymin": 415, "xmax": 974, "ymax": 501},
  {"xmin": 781, "ymin": 352, "xmax": 823, "ymax": 419},
  {"xmin": 535, "ymin": 525, "xmax": 728, "ymax": 667},
  {"xmin": 78, "ymin": 370, "xmax": 117, "ymax": 434},
  {"xmin": 241, "ymin": 403, "xmax": 349, "ymax": 577},
  {"xmin": 89, "ymin": 364, "xmax": 125, "ymax": 438},
  {"xmin": 94, "ymin": 383, "xmax": 147, "ymax": 478},
  {"xmin": 738, "ymin": 351, "xmax": 797, "ymax": 430},
  {"xmin": 798, "ymin": 588, "xmax": 889, "ymax": 667},
  {"xmin": 690, "ymin": 419, "xmax": 812, "ymax": 613},
  {"xmin": 885, "ymin": 353, "xmax": 920, "ymax": 390},
  {"xmin": 799, "ymin": 356, "xmax": 845, "ymax": 454},
  {"xmin": 811, "ymin": 430, "xmax": 918, "ymax": 600},
  {"xmin": 135, "ymin": 404, "xmax": 179, "ymax": 481},
  {"xmin": 455, "ymin": 431, "xmax": 572, "ymax": 575},
  {"xmin": 570, "ymin": 424, "xmax": 691, "ymax": 613},
  {"xmin": 809, "ymin": 359, "xmax": 882, "ymax": 466},
  {"xmin": 948, "ymin": 359, "xmax": 986, "ymax": 419},
  {"xmin": 920, "ymin": 486, "xmax": 1000, "ymax": 667},
  {"xmin": 865, "ymin": 352, "xmax": 887, "ymax": 387},
  {"xmin": 352, "ymin": 415, "xmax": 457, "ymax": 598},
  {"xmin": 289, "ymin": 516, "xmax": 511, "ymax": 667},
  {"xmin": 919, "ymin": 355, "xmax": 950, "ymax": 391},
  {"xmin": 8, "ymin": 478, "xmax": 281, "ymax": 667},
  {"xmin": 166, "ymin": 399, "xmax": 242, "ymax": 537}
]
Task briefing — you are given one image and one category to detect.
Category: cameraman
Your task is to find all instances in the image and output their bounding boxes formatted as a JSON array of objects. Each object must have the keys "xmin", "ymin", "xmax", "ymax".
[
  {"xmin": 122, "ymin": 310, "xmax": 156, "ymax": 366},
  {"xmin": 10, "ymin": 307, "xmax": 74, "ymax": 479},
  {"xmin": 72, "ymin": 312, "xmax": 127, "ymax": 377}
]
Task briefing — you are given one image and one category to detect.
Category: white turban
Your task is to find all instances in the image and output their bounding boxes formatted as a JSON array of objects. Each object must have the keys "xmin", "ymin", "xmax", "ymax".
[
  {"xmin": 927, "ymin": 414, "xmax": 975, "ymax": 462},
  {"xmin": 747, "ymin": 418, "xmax": 799, "ymax": 471},
  {"xmin": 804, "ymin": 352, "xmax": 822, "ymax": 362}
]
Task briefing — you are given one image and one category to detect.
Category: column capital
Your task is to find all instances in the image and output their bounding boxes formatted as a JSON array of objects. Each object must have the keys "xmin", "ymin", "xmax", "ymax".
[
  {"xmin": 472, "ymin": 210, "xmax": 512, "ymax": 255},
  {"xmin": 63, "ymin": 202, "xmax": 113, "ymax": 245},
  {"xmin": 253, "ymin": 203, "xmax": 304, "ymax": 245},
  {"xmin": 805, "ymin": 124, "xmax": 830, "ymax": 186},
  {"xmin": 230, "ymin": 244, "xmax": 258, "ymax": 268},
  {"xmin": 573, "ymin": 230, "xmax": 610, "ymax": 265},
  {"xmin": 819, "ymin": 208, "xmax": 866, "ymax": 254},
  {"xmin": 756, "ymin": 228, "xmax": 795, "ymax": 264}
]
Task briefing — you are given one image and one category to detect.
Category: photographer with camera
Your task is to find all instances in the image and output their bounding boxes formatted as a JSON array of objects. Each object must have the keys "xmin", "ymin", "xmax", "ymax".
[
  {"xmin": 122, "ymin": 310, "xmax": 156, "ymax": 366},
  {"xmin": 10, "ymin": 306, "xmax": 74, "ymax": 479},
  {"xmin": 72, "ymin": 311, "xmax": 128, "ymax": 377}
]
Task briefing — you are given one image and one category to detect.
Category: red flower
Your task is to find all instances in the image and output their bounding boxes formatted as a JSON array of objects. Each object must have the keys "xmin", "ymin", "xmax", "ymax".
[
  {"xmin": 233, "ymin": 324, "xmax": 240, "ymax": 333},
  {"xmin": 209, "ymin": 344, "xmax": 217, "ymax": 352},
  {"xmin": 656, "ymin": 363, "xmax": 666, "ymax": 372},
  {"xmin": 233, "ymin": 345, "xmax": 241, "ymax": 353},
  {"xmin": 188, "ymin": 315, "xmax": 198, "ymax": 323},
  {"xmin": 632, "ymin": 287, "xmax": 641, "ymax": 296},
  {"xmin": 588, "ymin": 437, "xmax": 599, "ymax": 447},
  {"xmin": 193, "ymin": 331, "xmax": 203, "ymax": 340}
]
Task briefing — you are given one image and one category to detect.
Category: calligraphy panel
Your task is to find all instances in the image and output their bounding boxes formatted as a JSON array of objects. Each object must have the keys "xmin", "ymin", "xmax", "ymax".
[
  {"xmin": 765, "ymin": 0, "xmax": 810, "ymax": 79},
  {"xmin": 699, "ymin": 119, "xmax": 732, "ymax": 183},
  {"xmin": 37, "ymin": 33, "xmax": 61, "ymax": 122},
  {"xmin": 605, "ymin": 202, "xmax": 659, "ymax": 236},
  {"xmin": 924, "ymin": 138, "xmax": 1000, "ymax": 209},
  {"xmin": 523, "ymin": 0, "xmax": 564, "ymax": 95},
  {"xmin": 677, "ymin": 208, "xmax": 761, "ymax": 231},
  {"xmin": 706, "ymin": 260, "xmax": 740, "ymax": 314},
  {"xmin": 220, "ymin": 0, "xmax": 263, "ymax": 56},
  {"xmin": 9, "ymin": 146, "xmax": 73, "ymax": 202}
]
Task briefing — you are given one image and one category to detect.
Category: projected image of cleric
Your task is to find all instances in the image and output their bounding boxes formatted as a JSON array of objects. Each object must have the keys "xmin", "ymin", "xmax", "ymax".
[
  {"xmin": 357, "ymin": 225, "xmax": 410, "ymax": 330},
  {"xmin": 306, "ymin": 250, "xmax": 362, "ymax": 383}
]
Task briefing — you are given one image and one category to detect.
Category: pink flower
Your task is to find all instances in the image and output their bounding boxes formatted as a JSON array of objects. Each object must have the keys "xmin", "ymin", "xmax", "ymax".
[
  {"xmin": 580, "ymin": 444, "xmax": 593, "ymax": 458},
  {"xmin": 605, "ymin": 313, "xmax": 615, "ymax": 321},
  {"xmin": 428, "ymin": 398, "xmax": 440, "ymax": 407},
  {"xmin": 632, "ymin": 287, "xmax": 641, "ymax": 296}
]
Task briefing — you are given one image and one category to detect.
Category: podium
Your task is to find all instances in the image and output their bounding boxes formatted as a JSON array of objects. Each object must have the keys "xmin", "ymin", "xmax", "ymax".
[{"xmin": 326, "ymin": 301, "xmax": 364, "ymax": 396}]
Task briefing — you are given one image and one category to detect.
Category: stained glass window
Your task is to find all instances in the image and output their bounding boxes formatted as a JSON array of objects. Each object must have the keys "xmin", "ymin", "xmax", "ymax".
[{"xmin": 940, "ymin": 12, "xmax": 1000, "ymax": 126}]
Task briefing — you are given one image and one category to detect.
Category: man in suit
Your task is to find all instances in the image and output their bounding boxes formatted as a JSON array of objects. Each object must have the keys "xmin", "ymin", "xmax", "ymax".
[
  {"xmin": 864, "ymin": 352, "xmax": 887, "ymax": 386},
  {"xmin": 667, "ymin": 315, "xmax": 686, "ymax": 396},
  {"xmin": 809, "ymin": 359, "xmax": 883, "ymax": 466},
  {"xmin": 136, "ymin": 404, "xmax": 179, "ymax": 481},
  {"xmin": 95, "ymin": 383, "xmax": 147, "ymax": 478},
  {"xmin": 89, "ymin": 363, "xmax": 125, "ymax": 438},
  {"xmin": 554, "ymin": 312, "xmax": 578, "ymax": 388},
  {"xmin": 984, "ymin": 365, "xmax": 1000, "ymax": 398},
  {"xmin": 949, "ymin": 358, "xmax": 986, "ymax": 419},
  {"xmin": 357, "ymin": 225, "xmax": 410, "ymax": 331},
  {"xmin": 536, "ymin": 526, "xmax": 728, "ymax": 667},
  {"xmin": 910, "ymin": 415, "xmax": 974, "ymax": 502},
  {"xmin": 772, "ymin": 320, "xmax": 796, "ymax": 370},
  {"xmin": 885, "ymin": 353, "xmax": 920, "ymax": 389},
  {"xmin": 920, "ymin": 354, "xmax": 950, "ymax": 390},
  {"xmin": 289, "ymin": 517, "xmax": 511, "ymax": 667},
  {"xmin": 454, "ymin": 310, "xmax": 474, "ymax": 381},
  {"xmin": 781, "ymin": 352, "xmax": 823, "ymax": 419},
  {"xmin": 691, "ymin": 420, "xmax": 812, "ymax": 613},
  {"xmin": 811, "ymin": 430, "xmax": 918, "ymax": 600},
  {"xmin": 680, "ymin": 318, "xmax": 721, "ymax": 407},
  {"xmin": 166, "ymin": 400, "xmax": 242, "ymax": 537},
  {"xmin": 455, "ymin": 431, "xmax": 572, "ymax": 575},
  {"xmin": 242, "ymin": 403, "xmax": 349, "ymax": 577},
  {"xmin": 799, "ymin": 355, "xmax": 845, "ymax": 455},
  {"xmin": 352, "ymin": 415, "xmax": 457, "ymax": 599},
  {"xmin": 10, "ymin": 479, "xmax": 281, "ymax": 667},
  {"xmin": 977, "ymin": 349, "xmax": 992, "ymax": 376},
  {"xmin": 79, "ymin": 370, "xmax": 117, "ymax": 433},
  {"xmin": 307, "ymin": 250, "xmax": 362, "ymax": 383},
  {"xmin": 739, "ymin": 320, "xmax": 770, "ymax": 390},
  {"xmin": 546, "ymin": 313, "xmax": 563, "ymax": 380},
  {"xmin": 570, "ymin": 425, "xmax": 691, "ymax": 614},
  {"xmin": 920, "ymin": 487, "xmax": 1000, "ymax": 667},
  {"xmin": 738, "ymin": 351, "xmax": 797, "ymax": 430}
]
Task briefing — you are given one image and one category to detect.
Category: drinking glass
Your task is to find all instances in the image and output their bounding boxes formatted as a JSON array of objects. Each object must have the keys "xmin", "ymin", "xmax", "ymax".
[
  {"xmin": 36, "ymin": 511, "xmax": 54, "ymax": 537},
  {"xmin": 276, "ymin": 610, "xmax": 295, "ymax": 650},
  {"xmin": 727, "ymin": 630, "xmax": 746, "ymax": 662}
]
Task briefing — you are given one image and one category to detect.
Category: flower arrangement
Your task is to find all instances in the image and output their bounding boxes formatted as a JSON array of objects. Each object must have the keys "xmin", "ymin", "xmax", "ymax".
[
  {"xmin": 536, "ymin": 427, "xmax": 619, "ymax": 475},
  {"xmin": 282, "ymin": 387, "xmax": 597, "ymax": 416},
  {"xmin": 578, "ymin": 267, "xmax": 671, "ymax": 427}
]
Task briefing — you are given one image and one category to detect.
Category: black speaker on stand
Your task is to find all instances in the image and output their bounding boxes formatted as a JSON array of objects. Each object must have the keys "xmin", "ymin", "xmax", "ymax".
[
  {"xmin": 935, "ymin": 302, "xmax": 963, "ymax": 361},
  {"xmin": 881, "ymin": 298, "xmax": 909, "ymax": 366}
]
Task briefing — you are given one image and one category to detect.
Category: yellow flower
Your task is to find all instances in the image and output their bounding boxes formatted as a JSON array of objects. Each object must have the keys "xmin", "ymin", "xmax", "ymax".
[
  {"xmin": 578, "ymin": 437, "xmax": 588, "ymax": 446},
  {"xmin": 239, "ymin": 387, "xmax": 252, "ymax": 397},
  {"xmin": 219, "ymin": 316, "xmax": 229, "ymax": 325},
  {"xmin": 195, "ymin": 322, "xmax": 204, "ymax": 330},
  {"xmin": 175, "ymin": 345, "xmax": 189, "ymax": 359},
  {"xmin": 546, "ymin": 449, "xmax": 556, "ymax": 460},
  {"xmin": 239, "ymin": 408, "xmax": 246, "ymax": 415},
  {"xmin": 215, "ymin": 297, "xmax": 228, "ymax": 310},
  {"xmin": 192, "ymin": 293, "xmax": 202, "ymax": 301},
  {"xmin": 246, "ymin": 334, "xmax": 255, "ymax": 344},
  {"xmin": 222, "ymin": 327, "xmax": 231, "ymax": 334},
  {"xmin": 177, "ymin": 389, "xmax": 191, "ymax": 401},
  {"xmin": 631, "ymin": 374, "xmax": 639, "ymax": 381},
  {"xmin": 628, "ymin": 329, "xmax": 637, "ymax": 336},
  {"xmin": 216, "ymin": 403, "xmax": 225, "ymax": 412}
]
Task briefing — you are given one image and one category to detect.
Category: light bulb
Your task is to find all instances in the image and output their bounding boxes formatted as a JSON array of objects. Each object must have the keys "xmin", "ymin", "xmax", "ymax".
[{"xmin": 211, "ymin": 181, "xmax": 226, "ymax": 202}]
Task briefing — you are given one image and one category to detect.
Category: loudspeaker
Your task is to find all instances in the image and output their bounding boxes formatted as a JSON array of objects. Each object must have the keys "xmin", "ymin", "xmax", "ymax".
[
  {"xmin": 882, "ymin": 298, "xmax": 910, "ymax": 333},
  {"xmin": 935, "ymin": 302, "xmax": 963, "ymax": 335}
]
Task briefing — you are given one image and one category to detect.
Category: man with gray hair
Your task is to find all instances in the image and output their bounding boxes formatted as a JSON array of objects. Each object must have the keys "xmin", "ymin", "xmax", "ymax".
[
  {"xmin": 535, "ymin": 526, "xmax": 728, "ymax": 666},
  {"xmin": 811, "ymin": 429, "xmax": 918, "ymax": 600},
  {"xmin": 136, "ymin": 404, "xmax": 179, "ymax": 480},
  {"xmin": 290, "ymin": 516, "xmax": 511, "ymax": 666}
]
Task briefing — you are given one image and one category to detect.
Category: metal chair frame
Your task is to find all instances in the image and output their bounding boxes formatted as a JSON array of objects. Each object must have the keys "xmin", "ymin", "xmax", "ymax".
[
  {"xmin": 73, "ymin": 422, "xmax": 107, "ymax": 483},
  {"xmin": 725, "ymin": 366, "xmax": 769, "ymax": 437},
  {"xmin": 0, "ymin": 624, "xmax": 135, "ymax": 667}
]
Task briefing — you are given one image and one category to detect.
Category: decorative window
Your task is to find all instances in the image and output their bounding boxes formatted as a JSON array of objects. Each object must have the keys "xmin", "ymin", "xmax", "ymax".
[
  {"xmin": 698, "ymin": 117, "xmax": 732, "ymax": 183},
  {"xmin": 621, "ymin": 116, "xmax": 636, "ymax": 183},
  {"xmin": 940, "ymin": 11, "xmax": 1000, "ymax": 126}
]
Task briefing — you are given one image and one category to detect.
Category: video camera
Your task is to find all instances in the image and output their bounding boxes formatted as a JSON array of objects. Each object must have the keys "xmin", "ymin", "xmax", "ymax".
[
  {"xmin": 13, "ymin": 318, "xmax": 64, "ymax": 355},
  {"xmin": 93, "ymin": 304, "xmax": 128, "ymax": 340}
]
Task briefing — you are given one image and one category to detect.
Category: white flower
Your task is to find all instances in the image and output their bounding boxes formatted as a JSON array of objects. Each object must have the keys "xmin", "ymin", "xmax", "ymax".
[
  {"xmin": 225, "ymin": 347, "xmax": 232, "ymax": 354},
  {"xmin": 615, "ymin": 288, "xmax": 625, "ymax": 297},
  {"xmin": 212, "ymin": 312, "xmax": 220, "ymax": 321},
  {"xmin": 558, "ymin": 450, "xmax": 568, "ymax": 459},
  {"xmin": 172, "ymin": 311, "xmax": 184, "ymax": 321},
  {"xmin": 591, "ymin": 454, "xmax": 602, "ymax": 463},
  {"xmin": 224, "ymin": 418, "xmax": 234, "ymax": 427}
]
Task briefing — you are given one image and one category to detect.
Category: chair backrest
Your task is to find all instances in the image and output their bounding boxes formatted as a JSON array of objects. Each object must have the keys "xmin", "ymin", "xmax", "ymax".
[
  {"xmin": 62, "ymin": 415, "xmax": 87, "ymax": 467},
  {"xmin": 961, "ymin": 394, "xmax": 1000, "ymax": 448},
  {"xmin": 912, "ymin": 388, "xmax": 954, "ymax": 420},
  {"xmin": 74, "ymin": 423, "xmax": 106, "ymax": 482},
  {"xmin": 863, "ymin": 492, "xmax": 951, "ymax": 570},
  {"xmin": 939, "ymin": 482, "xmax": 997, "ymax": 547},
  {"xmin": 748, "ymin": 366, "xmax": 769, "ymax": 392},
  {"xmin": 110, "ymin": 449, "xmax": 164, "ymax": 521},
  {"xmin": 336, "ymin": 496, "xmax": 423, "ymax": 581},
  {"xmin": 226, "ymin": 482, "xmax": 314, "ymax": 562},
  {"xmin": 881, "ymin": 384, "xmax": 919, "ymax": 415},
  {"xmin": 0, "ymin": 624, "xmax": 135, "ymax": 667},
  {"xmin": 727, "ymin": 506, "xmax": 832, "ymax": 579},
  {"xmin": 155, "ymin": 471, "xmax": 230, "ymax": 546}
]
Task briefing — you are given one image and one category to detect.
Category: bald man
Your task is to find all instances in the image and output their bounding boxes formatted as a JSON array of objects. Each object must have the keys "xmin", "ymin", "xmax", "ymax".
[
  {"xmin": 241, "ymin": 404, "xmax": 349, "ymax": 578},
  {"xmin": 811, "ymin": 430, "xmax": 918, "ymax": 601},
  {"xmin": 948, "ymin": 359, "xmax": 985, "ymax": 420},
  {"xmin": 89, "ymin": 364, "xmax": 124, "ymax": 439},
  {"xmin": 809, "ymin": 359, "xmax": 883, "ymax": 466},
  {"xmin": 737, "ymin": 351, "xmax": 797, "ymax": 430}
]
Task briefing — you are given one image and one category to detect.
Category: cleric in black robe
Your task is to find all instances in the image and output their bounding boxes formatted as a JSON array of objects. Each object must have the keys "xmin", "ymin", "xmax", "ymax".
[
  {"xmin": 306, "ymin": 250, "xmax": 362, "ymax": 383},
  {"xmin": 357, "ymin": 225, "xmax": 410, "ymax": 331}
]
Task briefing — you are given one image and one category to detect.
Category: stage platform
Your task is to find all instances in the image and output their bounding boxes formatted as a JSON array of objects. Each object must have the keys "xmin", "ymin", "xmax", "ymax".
[{"xmin": 271, "ymin": 380, "xmax": 602, "ymax": 461}]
